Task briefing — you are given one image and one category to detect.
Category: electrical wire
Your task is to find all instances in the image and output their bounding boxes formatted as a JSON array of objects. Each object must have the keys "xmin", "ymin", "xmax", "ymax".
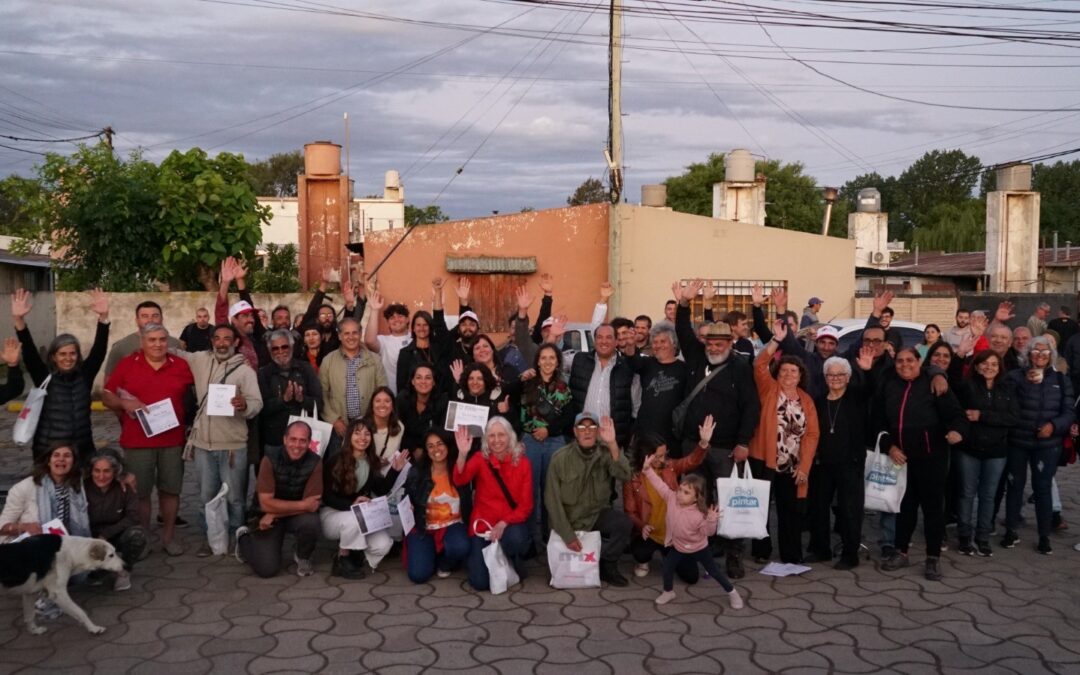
[{"xmin": 0, "ymin": 131, "xmax": 103, "ymax": 143}]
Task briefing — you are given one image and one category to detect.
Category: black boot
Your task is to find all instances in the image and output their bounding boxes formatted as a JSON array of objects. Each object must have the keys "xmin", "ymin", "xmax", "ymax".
[
  {"xmin": 726, "ymin": 554, "xmax": 745, "ymax": 580},
  {"xmin": 332, "ymin": 553, "xmax": 366, "ymax": 579},
  {"xmin": 599, "ymin": 560, "xmax": 628, "ymax": 587}
]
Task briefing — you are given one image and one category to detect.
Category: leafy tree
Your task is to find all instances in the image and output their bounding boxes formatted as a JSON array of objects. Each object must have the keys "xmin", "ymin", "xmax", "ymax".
[
  {"xmin": 892, "ymin": 149, "xmax": 982, "ymax": 242},
  {"xmin": 251, "ymin": 243, "xmax": 302, "ymax": 293},
  {"xmin": 1033, "ymin": 160, "xmax": 1080, "ymax": 244},
  {"xmin": 912, "ymin": 199, "xmax": 986, "ymax": 252},
  {"xmin": 158, "ymin": 148, "xmax": 268, "ymax": 290},
  {"xmin": 0, "ymin": 175, "xmax": 44, "ymax": 238},
  {"xmin": 246, "ymin": 150, "xmax": 304, "ymax": 197},
  {"xmin": 405, "ymin": 204, "xmax": 449, "ymax": 226},
  {"xmin": 567, "ymin": 177, "xmax": 608, "ymax": 206},
  {"xmin": 664, "ymin": 154, "xmax": 723, "ymax": 217}
]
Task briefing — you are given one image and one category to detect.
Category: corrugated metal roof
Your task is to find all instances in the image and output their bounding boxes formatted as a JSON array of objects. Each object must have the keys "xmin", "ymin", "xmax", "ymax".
[
  {"xmin": 888, "ymin": 247, "xmax": 1080, "ymax": 277},
  {"xmin": 0, "ymin": 248, "xmax": 52, "ymax": 269},
  {"xmin": 445, "ymin": 255, "xmax": 537, "ymax": 274}
]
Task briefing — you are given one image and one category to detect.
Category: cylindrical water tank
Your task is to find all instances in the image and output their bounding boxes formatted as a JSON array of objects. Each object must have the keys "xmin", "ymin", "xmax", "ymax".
[
  {"xmin": 385, "ymin": 170, "xmax": 401, "ymax": 190},
  {"xmin": 641, "ymin": 184, "xmax": 667, "ymax": 207},
  {"xmin": 724, "ymin": 149, "xmax": 755, "ymax": 183},
  {"xmin": 996, "ymin": 163, "xmax": 1032, "ymax": 191},
  {"xmin": 304, "ymin": 142, "xmax": 341, "ymax": 177},
  {"xmin": 857, "ymin": 187, "xmax": 882, "ymax": 213}
]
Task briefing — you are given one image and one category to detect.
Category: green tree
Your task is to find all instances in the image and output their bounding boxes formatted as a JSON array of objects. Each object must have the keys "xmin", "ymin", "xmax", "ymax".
[
  {"xmin": 567, "ymin": 177, "xmax": 608, "ymax": 206},
  {"xmin": 251, "ymin": 243, "xmax": 302, "ymax": 293},
  {"xmin": 893, "ymin": 149, "xmax": 982, "ymax": 242},
  {"xmin": 912, "ymin": 199, "xmax": 986, "ymax": 252},
  {"xmin": 0, "ymin": 175, "xmax": 44, "ymax": 238},
  {"xmin": 246, "ymin": 150, "xmax": 304, "ymax": 197},
  {"xmin": 664, "ymin": 153, "xmax": 724, "ymax": 217},
  {"xmin": 405, "ymin": 204, "xmax": 449, "ymax": 226},
  {"xmin": 1033, "ymin": 160, "xmax": 1080, "ymax": 244},
  {"xmin": 157, "ymin": 148, "xmax": 269, "ymax": 290}
]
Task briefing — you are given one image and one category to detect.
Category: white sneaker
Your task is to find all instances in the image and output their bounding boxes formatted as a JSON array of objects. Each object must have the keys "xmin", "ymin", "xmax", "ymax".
[
  {"xmin": 1074, "ymin": 542, "xmax": 1080, "ymax": 552},
  {"xmin": 114, "ymin": 570, "xmax": 132, "ymax": 592},
  {"xmin": 436, "ymin": 569, "xmax": 452, "ymax": 579},
  {"xmin": 634, "ymin": 563, "xmax": 649, "ymax": 578},
  {"xmin": 294, "ymin": 552, "xmax": 314, "ymax": 577},
  {"xmin": 655, "ymin": 590, "xmax": 676, "ymax": 605},
  {"xmin": 234, "ymin": 526, "xmax": 249, "ymax": 564},
  {"xmin": 728, "ymin": 588, "xmax": 744, "ymax": 610}
]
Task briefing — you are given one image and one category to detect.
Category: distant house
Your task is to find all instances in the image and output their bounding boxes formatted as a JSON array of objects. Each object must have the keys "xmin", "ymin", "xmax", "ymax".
[{"xmin": 0, "ymin": 235, "xmax": 53, "ymax": 294}]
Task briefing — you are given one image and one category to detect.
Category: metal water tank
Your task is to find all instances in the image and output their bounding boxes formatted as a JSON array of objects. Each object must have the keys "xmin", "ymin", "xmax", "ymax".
[
  {"xmin": 641, "ymin": 184, "xmax": 667, "ymax": 207},
  {"xmin": 857, "ymin": 187, "xmax": 882, "ymax": 213},
  {"xmin": 304, "ymin": 142, "xmax": 341, "ymax": 177},
  {"xmin": 996, "ymin": 163, "xmax": 1032, "ymax": 191},
  {"xmin": 724, "ymin": 149, "xmax": 755, "ymax": 183},
  {"xmin": 385, "ymin": 170, "xmax": 401, "ymax": 190}
]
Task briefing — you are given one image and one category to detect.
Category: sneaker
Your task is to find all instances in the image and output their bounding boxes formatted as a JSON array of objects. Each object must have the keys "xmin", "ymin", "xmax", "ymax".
[
  {"xmin": 436, "ymin": 569, "xmax": 452, "ymax": 579},
  {"xmin": 958, "ymin": 539, "xmax": 975, "ymax": 556},
  {"xmin": 163, "ymin": 540, "xmax": 183, "ymax": 557},
  {"xmin": 633, "ymin": 563, "xmax": 650, "ymax": 578},
  {"xmin": 294, "ymin": 552, "xmax": 315, "ymax": 577},
  {"xmin": 976, "ymin": 541, "xmax": 993, "ymax": 557},
  {"xmin": 34, "ymin": 596, "xmax": 63, "ymax": 621},
  {"xmin": 113, "ymin": 570, "xmax": 132, "ymax": 592},
  {"xmin": 940, "ymin": 541, "xmax": 948, "ymax": 552},
  {"xmin": 727, "ymin": 588, "xmax": 744, "ymax": 610},
  {"xmin": 330, "ymin": 554, "xmax": 366, "ymax": 580},
  {"xmin": 1052, "ymin": 512, "xmax": 1067, "ymax": 531},
  {"xmin": 725, "ymin": 555, "xmax": 745, "ymax": 580},
  {"xmin": 196, "ymin": 542, "xmax": 214, "ymax": 558},
  {"xmin": 234, "ymin": 526, "xmax": 249, "ymax": 564},
  {"xmin": 881, "ymin": 552, "xmax": 909, "ymax": 571},
  {"xmin": 924, "ymin": 557, "xmax": 942, "ymax": 581},
  {"xmin": 1074, "ymin": 542, "xmax": 1080, "ymax": 552},
  {"xmin": 1037, "ymin": 537, "xmax": 1053, "ymax": 555},
  {"xmin": 655, "ymin": 590, "xmax": 676, "ymax": 605},
  {"xmin": 1001, "ymin": 531, "xmax": 1020, "ymax": 549}
]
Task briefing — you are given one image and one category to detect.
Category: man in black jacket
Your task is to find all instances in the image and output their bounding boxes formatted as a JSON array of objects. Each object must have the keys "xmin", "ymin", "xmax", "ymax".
[
  {"xmin": 673, "ymin": 280, "xmax": 760, "ymax": 579},
  {"xmin": 569, "ymin": 325, "xmax": 635, "ymax": 448},
  {"xmin": 258, "ymin": 329, "xmax": 324, "ymax": 459}
]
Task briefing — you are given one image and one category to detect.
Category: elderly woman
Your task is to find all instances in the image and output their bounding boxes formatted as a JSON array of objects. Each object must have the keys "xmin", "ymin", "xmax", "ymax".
[
  {"xmin": 1003, "ymin": 335, "xmax": 1073, "ymax": 555},
  {"xmin": 808, "ymin": 353, "xmax": 872, "ymax": 569},
  {"xmin": 85, "ymin": 450, "xmax": 148, "ymax": 591},
  {"xmin": 453, "ymin": 417, "xmax": 533, "ymax": 592},
  {"xmin": 629, "ymin": 323, "xmax": 689, "ymax": 453},
  {"xmin": 0, "ymin": 443, "xmax": 90, "ymax": 542},
  {"xmin": 403, "ymin": 430, "xmax": 471, "ymax": 583},
  {"xmin": 11, "ymin": 288, "xmax": 110, "ymax": 462},
  {"xmin": 877, "ymin": 348, "xmax": 967, "ymax": 580},
  {"xmin": 750, "ymin": 321, "xmax": 821, "ymax": 564}
]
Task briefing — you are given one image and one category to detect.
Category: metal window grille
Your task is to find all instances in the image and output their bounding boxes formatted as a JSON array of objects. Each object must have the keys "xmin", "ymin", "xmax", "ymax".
[{"xmin": 678, "ymin": 279, "xmax": 788, "ymax": 325}]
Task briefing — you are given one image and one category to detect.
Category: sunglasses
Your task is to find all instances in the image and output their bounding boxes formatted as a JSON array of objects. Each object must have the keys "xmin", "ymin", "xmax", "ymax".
[
  {"xmin": 575, "ymin": 424, "xmax": 598, "ymax": 431},
  {"xmin": 270, "ymin": 345, "xmax": 292, "ymax": 352}
]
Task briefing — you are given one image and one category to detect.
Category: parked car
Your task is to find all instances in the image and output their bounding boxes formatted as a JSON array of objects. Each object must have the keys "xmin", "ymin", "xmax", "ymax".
[{"xmin": 828, "ymin": 318, "xmax": 927, "ymax": 355}]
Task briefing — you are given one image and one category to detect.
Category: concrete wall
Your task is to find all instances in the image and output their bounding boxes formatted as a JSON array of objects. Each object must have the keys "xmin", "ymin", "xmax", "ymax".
[
  {"xmin": 258, "ymin": 197, "xmax": 300, "ymax": 248},
  {"xmin": 854, "ymin": 295, "xmax": 958, "ymax": 327},
  {"xmin": 363, "ymin": 204, "xmax": 610, "ymax": 332},
  {"xmin": 610, "ymin": 204, "xmax": 856, "ymax": 320}
]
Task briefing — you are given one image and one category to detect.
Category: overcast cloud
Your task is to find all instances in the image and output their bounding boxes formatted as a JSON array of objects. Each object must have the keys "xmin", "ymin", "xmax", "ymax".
[{"xmin": 1, "ymin": 0, "xmax": 1077, "ymax": 217}]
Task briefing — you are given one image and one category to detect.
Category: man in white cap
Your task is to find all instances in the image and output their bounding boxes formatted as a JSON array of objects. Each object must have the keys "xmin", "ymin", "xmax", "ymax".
[
  {"xmin": 217, "ymin": 257, "xmax": 269, "ymax": 369},
  {"xmin": 775, "ymin": 324, "xmax": 840, "ymax": 399}
]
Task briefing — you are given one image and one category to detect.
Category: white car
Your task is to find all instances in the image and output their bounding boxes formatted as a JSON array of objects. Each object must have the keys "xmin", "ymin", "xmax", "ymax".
[{"xmin": 827, "ymin": 318, "xmax": 928, "ymax": 354}]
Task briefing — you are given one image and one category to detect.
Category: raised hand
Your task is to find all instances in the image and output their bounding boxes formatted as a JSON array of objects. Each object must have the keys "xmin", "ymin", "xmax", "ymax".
[
  {"xmin": 234, "ymin": 258, "xmax": 248, "ymax": 281},
  {"xmin": 515, "ymin": 285, "xmax": 533, "ymax": 312},
  {"xmin": 958, "ymin": 333, "xmax": 976, "ymax": 357},
  {"xmin": 751, "ymin": 283, "xmax": 765, "ymax": 307},
  {"xmin": 391, "ymin": 448, "xmax": 409, "ymax": 472},
  {"xmin": 872, "ymin": 290, "xmax": 895, "ymax": 315},
  {"xmin": 701, "ymin": 280, "xmax": 716, "ymax": 303},
  {"xmin": 497, "ymin": 395, "xmax": 510, "ymax": 414},
  {"xmin": 321, "ymin": 264, "xmax": 334, "ymax": 285},
  {"xmin": 450, "ymin": 359, "xmax": 464, "ymax": 384},
  {"xmin": 548, "ymin": 315, "xmax": 567, "ymax": 344},
  {"xmin": 432, "ymin": 277, "xmax": 445, "ymax": 294},
  {"xmin": 369, "ymin": 290, "xmax": 385, "ymax": 312},
  {"xmin": 220, "ymin": 257, "xmax": 237, "ymax": 285},
  {"xmin": 598, "ymin": 416, "xmax": 617, "ymax": 446},
  {"xmin": 773, "ymin": 319, "xmax": 789, "ymax": 343},
  {"xmin": 455, "ymin": 277, "xmax": 471, "ymax": 304},
  {"xmin": 342, "ymin": 280, "xmax": 356, "ymax": 308},
  {"xmin": 599, "ymin": 282, "xmax": 615, "ymax": 302},
  {"xmin": 857, "ymin": 344, "xmax": 875, "ymax": 370},
  {"xmin": 642, "ymin": 454, "xmax": 656, "ymax": 472},
  {"xmin": 356, "ymin": 272, "xmax": 369, "ymax": 299},
  {"xmin": 770, "ymin": 287, "xmax": 788, "ymax": 313},
  {"xmin": 454, "ymin": 425, "xmax": 472, "ymax": 459},
  {"xmin": 698, "ymin": 414, "xmax": 715, "ymax": 445},
  {"xmin": 539, "ymin": 273, "xmax": 554, "ymax": 295},
  {"xmin": 11, "ymin": 288, "xmax": 32, "ymax": 319},
  {"xmin": 88, "ymin": 288, "xmax": 109, "ymax": 320},
  {"xmin": 995, "ymin": 301, "xmax": 1015, "ymax": 323},
  {"xmin": 2, "ymin": 337, "xmax": 20, "ymax": 367}
]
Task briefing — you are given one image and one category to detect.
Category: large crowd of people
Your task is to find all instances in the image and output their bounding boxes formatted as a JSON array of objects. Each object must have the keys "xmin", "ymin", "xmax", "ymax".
[{"xmin": 1, "ymin": 256, "xmax": 1076, "ymax": 612}]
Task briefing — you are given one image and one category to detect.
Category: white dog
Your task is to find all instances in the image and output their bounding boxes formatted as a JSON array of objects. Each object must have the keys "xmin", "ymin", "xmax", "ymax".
[{"xmin": 0, "ymin": 534, "xmax": 125, "ymax": 634}]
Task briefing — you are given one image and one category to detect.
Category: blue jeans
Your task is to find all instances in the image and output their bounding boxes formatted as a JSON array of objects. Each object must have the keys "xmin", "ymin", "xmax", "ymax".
[
  {"xmin": 406, "ymin": 523, "xmax": 470, "ymax": 583},
  {"xmin": 467, "ymin": 523, "xmax": 531, "ymax": 592},
  {"xmin": 956, "ymin": 452, "xmax": 1006, "ymax": 543},
  {"xmin": 522, "ymin": 434, "xmax": 564, "ymax": 548},
  {"xmin": 1006, "ymin": 446, "xmax": 1061, "ymax": 538},
  {"xmin": 878, "ymin": 512, "xmax": 896, "ymax": 555},
  {"xmin": 195, "ymin": 447, "xmax": 248, "ymax": 533}
]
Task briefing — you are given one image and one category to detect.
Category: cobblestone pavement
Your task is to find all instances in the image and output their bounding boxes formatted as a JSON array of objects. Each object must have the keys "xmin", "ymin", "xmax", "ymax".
[{"xmin": 1, "ymin": 413, "xmax": 1079, "ymax": 674}]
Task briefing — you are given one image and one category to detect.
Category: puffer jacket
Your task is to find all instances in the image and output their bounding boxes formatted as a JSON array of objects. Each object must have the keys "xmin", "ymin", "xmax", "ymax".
[
  {"xmin": 569, "ymin": 352, "xmax": 635, "ymax": 444},
  {"xmin": 1006, "ymin": 367, "xmax": 1074, "ymax": 453},
  {"xmin": 18, "ymin": 321, "xmax": 109, "ymax": 462},
  {"xmin": 959, "ymin": 377, "xmax": 1019, "ymax": 459},
  {"xmin": 873, "ymin": 373, "xmax": 968, "ymax": 460}
]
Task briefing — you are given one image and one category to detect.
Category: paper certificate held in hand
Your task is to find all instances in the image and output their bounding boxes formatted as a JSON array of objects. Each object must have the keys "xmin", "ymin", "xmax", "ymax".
[
  {"xmin": 397, "ymin": 495, "xmax": 416, "ymax": 537},
  {"xmin": 207, "ymin": 384, "xmax": 237, "ymax": 417},
  {"xmin": 445, "ymin": 401, "xmax": 490, "ymax": 437},
  {"xmin": 135, "ymin": 399, "xmax": 180, "ymax": 438},
  {"xmin": 352, "ymin": 496, "xmax": 393, "ymax": 535}
]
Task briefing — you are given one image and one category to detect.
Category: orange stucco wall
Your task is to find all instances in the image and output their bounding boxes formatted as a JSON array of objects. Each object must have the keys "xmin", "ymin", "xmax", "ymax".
[{"xmin": 362, "ymin": 203, "xmax": 610, "ymax": 332}]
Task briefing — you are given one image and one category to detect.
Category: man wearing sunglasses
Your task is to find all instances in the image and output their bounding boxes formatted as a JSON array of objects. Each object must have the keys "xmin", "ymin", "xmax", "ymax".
[{"xmin": 258, "ymin": 328, "xmax": 324, "ymax": 472}]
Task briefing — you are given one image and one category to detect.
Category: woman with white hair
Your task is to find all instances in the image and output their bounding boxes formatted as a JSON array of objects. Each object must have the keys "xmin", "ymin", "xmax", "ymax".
[
  {"xmin": 453, "ymin": 416, "xmax": 533, "ymax": 591},
  {"xmin": 85, "ymin": 450, "xmax": 148, "ymax": 591},
  {"xmin": 1003, "ymin": 334, "xmax": 1073, "ymax": 555}
]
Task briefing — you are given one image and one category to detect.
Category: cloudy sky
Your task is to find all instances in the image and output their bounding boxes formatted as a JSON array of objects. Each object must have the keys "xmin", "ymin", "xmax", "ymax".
[{"xmin": 2, "ymin": 0, "xmax": 1078, "ymax": 218}]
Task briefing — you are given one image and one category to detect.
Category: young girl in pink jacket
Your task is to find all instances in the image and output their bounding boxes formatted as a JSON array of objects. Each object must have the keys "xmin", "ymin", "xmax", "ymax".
[{"xmin": 643, "ymin": 459, "xmax": 744, "ymax": 608}]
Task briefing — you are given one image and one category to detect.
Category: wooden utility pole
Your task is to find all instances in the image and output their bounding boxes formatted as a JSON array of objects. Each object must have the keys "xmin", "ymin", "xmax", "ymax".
[
  {"xmin": 608, "ymin": 0, "xmax": 623, "ymax": 204},
  {"xmin": 102, "ymin": 126, "xmax": 114, "ymax": 150}
]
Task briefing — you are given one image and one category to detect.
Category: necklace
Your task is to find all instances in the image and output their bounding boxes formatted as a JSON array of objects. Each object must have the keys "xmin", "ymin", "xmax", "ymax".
[{"xmin": 826, "ymin": 397, "xmax": 842, "ymax": 434}]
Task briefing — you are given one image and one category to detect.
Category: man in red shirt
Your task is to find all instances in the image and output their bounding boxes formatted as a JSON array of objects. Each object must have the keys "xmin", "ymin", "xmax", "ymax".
[{"xmin": 102, "ymin": 323, "xmax": 194, "ymax": 557}]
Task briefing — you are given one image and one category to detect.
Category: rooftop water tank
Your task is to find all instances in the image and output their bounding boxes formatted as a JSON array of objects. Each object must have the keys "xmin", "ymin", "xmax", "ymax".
[
  {"xmin": 996, "ymin": 163, "xmax": 1032, "ymax": 191},
  {"xmin": 641, "ymin": 184, "xmax": 667, "ymax": 207},
  {"xmin": 724, "ymin": 149, "xmax": 755, "ymax": 183},
  {"xmin": 857, "ymin": 187, "xmax": 881, "ymax": 213},
  {"xmin": 385, "ymin": 170, "xmax": 401, "ymax": 190},
  {"xmin": 304, "ymin": 142, "xmax": 341, "ymax": 177}
]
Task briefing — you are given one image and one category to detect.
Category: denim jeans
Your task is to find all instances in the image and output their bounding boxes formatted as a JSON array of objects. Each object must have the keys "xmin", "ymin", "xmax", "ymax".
[
  {"xmin": 195, "ymin": 447, "xmax": 248, "ymax": 533},
  {"xmin": 406, "ymin": 522, "xmax": 470, "ymax": 583},
  {"xmin": 878, "ymin": 512, "xmax": 896, "ymax": 555},
  {"xmin": 955, "ymin": 452, "xmax": 1007, "ymax": 543},
  {"xmin": 1006, "ymin": 446, "xmax": 1061, "ymax": 538},
  {"xmin": 522, "ymin": 434, "xmax": 565, "ymax": 549},
  {"xmin": 467, "ymin": 523, "xmax": 531, "ymax": 592}
]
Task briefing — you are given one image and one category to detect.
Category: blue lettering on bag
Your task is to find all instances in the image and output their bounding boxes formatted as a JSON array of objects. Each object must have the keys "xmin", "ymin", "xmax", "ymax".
[
  {"xmin": 867, "ymin": 469, "xmax": 898, "ymax": 486},
  {"xmin": 729, "ymin": 495, "xmax": 759, "ymax": 508}
]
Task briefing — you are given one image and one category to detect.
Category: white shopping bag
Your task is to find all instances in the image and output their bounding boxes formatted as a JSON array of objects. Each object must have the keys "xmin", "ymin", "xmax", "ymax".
[
  {"xmin": 546, "ymin": 530, "xmax": 601, "ymax": 589},
  {"xmin": 13, "ymin": 375, "xmax": 50, "ymax": 446},
  {"xmin": 288, "ymin": 402, "xmax": 334, "ymax": 457},
  {"xmin": 864, "ymin": 432, "xmax": 907, "ymax": 514},
  {"xmin": 482, "ymin": 539, "xmax": 521, "ymax": 595},
  {"xmin": 205, "ymin": 482, "xmax": 230, "ymax": 555},
  {"xmin": 715, "ymin": 462, "xmax": 771, "ymax": 540}
]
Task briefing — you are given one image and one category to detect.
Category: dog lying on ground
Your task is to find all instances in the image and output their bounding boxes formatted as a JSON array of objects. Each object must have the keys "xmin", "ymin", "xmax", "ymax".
[{"xmin": 0, "ymin": 534, "xmax": 124, "ymax": 634}]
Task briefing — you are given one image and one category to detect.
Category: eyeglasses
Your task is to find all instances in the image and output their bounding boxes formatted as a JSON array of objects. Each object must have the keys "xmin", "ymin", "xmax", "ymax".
[
  {"xmin": 825, "ymin": 373, "xmax": 849, "ymax": 379},
  {"xmin": 1030, "ymin": 349, "xmax": 1052, "ymax": 355},
  {"xmin": 575, "ymin": 424, "xmax": 598, "ymax": 431},
  {"xmin": 270, "ymin": 345, "xmax": 291, "ymax": 352}
]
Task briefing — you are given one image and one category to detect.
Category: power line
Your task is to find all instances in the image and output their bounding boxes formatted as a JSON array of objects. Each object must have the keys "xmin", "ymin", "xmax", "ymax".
[
  {"xmin": 0, "ymin": 131, "xmax": 103, "ymax": 143},
  {"xmin": 0, "ymin": 142, "xmax": 47, "ymax": 156}
]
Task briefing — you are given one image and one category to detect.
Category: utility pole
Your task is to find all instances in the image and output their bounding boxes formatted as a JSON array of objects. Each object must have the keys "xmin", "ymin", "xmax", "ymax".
[
  {"xmin": 102, "ymin": 126, "xmax": 114, "ymax": 150},
  {"xmin": 607, "ymin": 0, "xmax": 623, "ymax": 204}
]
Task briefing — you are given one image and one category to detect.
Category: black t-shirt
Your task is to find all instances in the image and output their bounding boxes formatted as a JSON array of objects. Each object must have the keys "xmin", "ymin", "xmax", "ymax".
[
  {"xmin": 180, "ymin": 323, "xmax": 213, "ymax": 352},
  {"xmin": 634, "ymin": 359, "xmax": 689, "ymax": 447}
]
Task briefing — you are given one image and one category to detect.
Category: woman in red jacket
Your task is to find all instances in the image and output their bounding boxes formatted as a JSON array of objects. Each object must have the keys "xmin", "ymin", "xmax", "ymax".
[{"xmin": 453, "ymin": 416, "xmax": 533, "ymax": 592}]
